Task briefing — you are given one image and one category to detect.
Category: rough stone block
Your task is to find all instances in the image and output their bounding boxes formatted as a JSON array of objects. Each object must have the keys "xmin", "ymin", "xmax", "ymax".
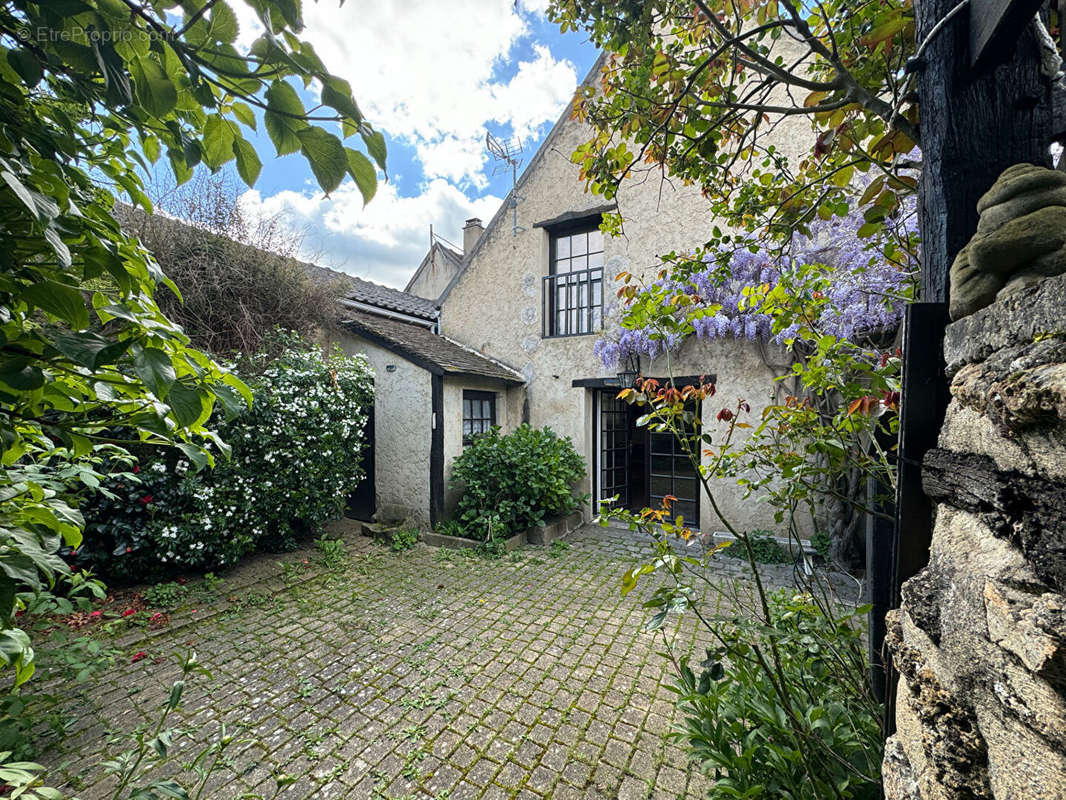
[
  {"xmin": 524, "ymin": 511, "xmax": 584, "ymax": 546},
  {"xmin": 984, "ymin": 580, "xmax": 1066, "ymax": 683},
  {"xmin": 944, "ymin": 272, "xmax": 1066, "ymax": 377}
]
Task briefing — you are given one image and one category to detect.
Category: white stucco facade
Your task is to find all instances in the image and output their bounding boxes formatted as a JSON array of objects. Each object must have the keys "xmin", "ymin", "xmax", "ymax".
[
  {"xmin": 333, "ymin": 332, "xmax": 433, "ymax": 526},
  {"xmin": 441, "ymin": 377, "xmax": 524, "ymax": 516},
  {"xmin": 436, "ymin": 56, "xmax": 811, "ymax": 536}
]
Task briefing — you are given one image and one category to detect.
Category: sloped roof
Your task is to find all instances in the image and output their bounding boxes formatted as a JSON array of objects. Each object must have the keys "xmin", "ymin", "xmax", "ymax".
[
  {"xmin": 343, "ymin": 310, "xmax": 525, "ymax": 384},
  {"xmin": 403, "ymin": 241, "xmax": 463, "ymax": 295},
  {"xmin": 302, "ymin": 262, "xmax": 439, "ymax": 320}
]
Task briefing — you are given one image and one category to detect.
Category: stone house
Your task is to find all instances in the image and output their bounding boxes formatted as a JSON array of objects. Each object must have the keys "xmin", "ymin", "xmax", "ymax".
[{"xmin": 336, "ymin": 54, "xmax": 815, "ymax": 536}]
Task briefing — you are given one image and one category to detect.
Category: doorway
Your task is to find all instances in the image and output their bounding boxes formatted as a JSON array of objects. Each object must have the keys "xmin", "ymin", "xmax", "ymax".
[
  {"xmin": 595, "ymin": 390, "xmax": 699, "ymax": 527},
  {"xmin": 346, "ymin": 404, "xmax": 376, "ymax": 520}
]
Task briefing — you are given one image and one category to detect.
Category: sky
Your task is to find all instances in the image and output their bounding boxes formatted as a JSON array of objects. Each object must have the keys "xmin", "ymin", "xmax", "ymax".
[{"xmin": 215, "ymin": 1, "xmax": 600, "ymax": 289}]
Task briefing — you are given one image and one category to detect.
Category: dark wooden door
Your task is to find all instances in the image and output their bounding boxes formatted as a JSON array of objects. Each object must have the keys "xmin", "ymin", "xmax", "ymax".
[
  {"xmin": 648, "ymin": 418, "xmax": 700, "ymax": 528},
  {"xmin": 346, "ymin": 404, "xmax": 375, "ymax": 520}
]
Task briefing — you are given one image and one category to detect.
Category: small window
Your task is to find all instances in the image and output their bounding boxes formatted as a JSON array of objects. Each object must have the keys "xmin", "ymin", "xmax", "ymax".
[
  {"xmin": 462, "ymin": 391, "xmax": 496, "ymax": 445},
  {"xmin": 544, "ymin": 222, "xmax": 604, "ymax": 337}
]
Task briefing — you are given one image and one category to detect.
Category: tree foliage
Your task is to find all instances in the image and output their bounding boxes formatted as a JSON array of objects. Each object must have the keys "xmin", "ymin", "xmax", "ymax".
[
  {"xmin": 550, "ymin": 0, "xmax": 918, "ymax": 249},
  {"xmin": 0, "ymin": 0, "xmax": 381, "ymax": 686}
]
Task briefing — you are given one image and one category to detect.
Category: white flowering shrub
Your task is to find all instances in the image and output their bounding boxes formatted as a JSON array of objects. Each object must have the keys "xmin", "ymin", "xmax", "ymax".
[{"xmin": 78, "ymin": 333, "xmax": 373, "ymax": 578}]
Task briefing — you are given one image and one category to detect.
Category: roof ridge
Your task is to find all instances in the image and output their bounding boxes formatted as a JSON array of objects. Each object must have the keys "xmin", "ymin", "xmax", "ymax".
[{"xmin": 435, "ymin": 50, "xmax": 609, "ymax": 308}]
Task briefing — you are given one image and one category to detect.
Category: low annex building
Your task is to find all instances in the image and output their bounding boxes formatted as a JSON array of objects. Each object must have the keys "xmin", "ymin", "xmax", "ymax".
[{"xmin": 334, "ymin": 302, "xmax": 524, "ymax": 527}]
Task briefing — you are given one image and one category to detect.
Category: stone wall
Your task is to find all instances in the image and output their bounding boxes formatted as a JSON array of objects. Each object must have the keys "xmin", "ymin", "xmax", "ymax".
[{"xmin": 883, "ymin": 273, "xmax": 1066, "ymax": 799}]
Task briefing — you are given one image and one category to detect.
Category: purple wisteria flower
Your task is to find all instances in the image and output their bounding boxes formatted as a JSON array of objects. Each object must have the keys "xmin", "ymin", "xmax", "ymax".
[{"xmin": 596, "ymin": 204, "xmax": 917, "ymax": 368}]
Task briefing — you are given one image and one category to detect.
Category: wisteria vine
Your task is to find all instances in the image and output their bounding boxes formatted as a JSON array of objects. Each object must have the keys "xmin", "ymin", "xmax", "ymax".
[{"xmin": 595, "ymin": 208, "xmax": 917, "ymax": 368}]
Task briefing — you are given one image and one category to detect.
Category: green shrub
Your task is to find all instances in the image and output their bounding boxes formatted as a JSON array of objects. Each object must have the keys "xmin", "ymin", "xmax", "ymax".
[
  {"xmin": 722, "ymin": 530, "xmax": 790, "ymax": 564},
  {"xmin": 674, "ymin": 590, "xmax": 881, "ymax": 799},
  {"xmin": 449, "ymin": 424, "xmax": 585, "ymax": 540},
  {"xmin": 812, "ymin": 530, "xmax": 833, "ymax": 561},
  {"xmin": 77, "ymin": 333, "xmax": 373, "ymax": 578},
  {"xmin": 142, "ymin": 581, "xmax": 188, "ymax": 609}
]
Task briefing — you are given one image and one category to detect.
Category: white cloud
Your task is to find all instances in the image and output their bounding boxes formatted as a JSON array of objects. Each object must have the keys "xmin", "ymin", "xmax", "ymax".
[
  {"xmin": 238, "ymin": 178, "xmax": 501, "ymax": 289},
  {"xmin": 233, "ymin": 1, "xmax": 577, "ymax": 187},
  {"xmin": 225, "ymin": 1, "xmax": 579, "ymax": 290}
]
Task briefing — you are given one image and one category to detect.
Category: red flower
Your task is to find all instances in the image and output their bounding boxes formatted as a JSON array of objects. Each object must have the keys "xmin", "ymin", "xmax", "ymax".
[
  {"xmin": 125, "ymin": 546, "xmax": 132, "ymax": 553},
  {"xmin": 122, "ymin": 608, "xmax": 136, "ymax": 618},
  {"xmin": 89, "ymin": 610, "xmax": 103, "ymax": 619},
  {"xmin": 131, "ymin": 651, "xmax": 147, "ymax": 663},
  {"xmin": 140, "ymin": 495, "xmax": 153, "ymax": 504},
  {"xmin": 716, "ymin": 408, "xmax": 734, "ymax": 422},
  {"xmin": 132, "ymin": 465, "xmax": 140, "ymax": 474}
]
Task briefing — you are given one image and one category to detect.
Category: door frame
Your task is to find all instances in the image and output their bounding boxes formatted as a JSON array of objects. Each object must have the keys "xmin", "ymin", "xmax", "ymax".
[{"xmin": 591, "ymin": 386, "xmax": 702, "ymax": 528}]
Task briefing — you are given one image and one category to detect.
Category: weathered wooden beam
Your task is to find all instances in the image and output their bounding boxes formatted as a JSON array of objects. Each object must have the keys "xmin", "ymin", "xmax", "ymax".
[
  {"xmin": 917, "ymin": 0, "xmax": 1052, "ymax": 303},
  {"xmin": 970, "ymin": 0, "xmax": 1046, "ymax": 70},
  {"xmin": 922, "ymin": 447, "xmax": 1066, "ymax": 591},
  {"xmin": 1053, "ymin": 81, "xmax": 1066, "ymax": 142}
]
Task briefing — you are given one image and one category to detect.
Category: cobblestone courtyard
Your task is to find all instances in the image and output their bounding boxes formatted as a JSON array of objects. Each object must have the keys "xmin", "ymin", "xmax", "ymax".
[{"xmin": 35, "ymin": 525, "xmax": 739, "ymax": 800}]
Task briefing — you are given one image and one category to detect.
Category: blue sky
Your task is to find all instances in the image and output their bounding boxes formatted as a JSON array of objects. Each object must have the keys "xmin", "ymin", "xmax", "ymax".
[{"xmin": 220, "ymin": 1, "xmax": 600, "ymax": 288}]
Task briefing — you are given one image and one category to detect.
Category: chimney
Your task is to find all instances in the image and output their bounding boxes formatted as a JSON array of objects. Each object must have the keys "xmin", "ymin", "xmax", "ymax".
[{"xmin": 463, "ymin": 217, "xmax": 484, "ymax": 255}]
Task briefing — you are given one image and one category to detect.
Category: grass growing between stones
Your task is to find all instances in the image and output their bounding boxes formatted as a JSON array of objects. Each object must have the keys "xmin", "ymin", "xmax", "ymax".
[{"xmin": 23, "ymin": 525, "xmax": 767, "ymax": 799}]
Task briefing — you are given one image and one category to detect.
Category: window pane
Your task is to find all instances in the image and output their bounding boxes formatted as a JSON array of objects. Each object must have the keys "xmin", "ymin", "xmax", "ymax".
[
  {"xmin": 653, "ymin": 474, "xmax": 675, "ymax": 494},
  {"xmin": 569, "ymin": 254, "xmax": 587, "ymax": 272},
  {"xmin": 588, "ymin": 229, "xmax": 603, "ymax": 253},
  {"xmin": 463, "ymin": 399, "xmax": 471, "ymax": 418},
  {"xmin": 463, "ymin": 420, "xmax": 472, "ymax": 437},
  {"xmin": 571, "ymin": 232, "xmax": 587, "ymax": 256},
  {"xmin": 587, "ymin": 250, "xmax": 603, "ymax": 268},
  {"xmin": 674, "ymin": 478, "xmax": 699, "ymax": 502},
  {"xmin": 555, "ymin": 236, "xmax": 570, "ymax": 260}
]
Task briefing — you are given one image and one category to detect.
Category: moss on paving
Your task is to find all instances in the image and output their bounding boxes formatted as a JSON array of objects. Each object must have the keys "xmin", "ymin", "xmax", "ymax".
[{"xmin": 36, "ymin": 526, "xmax": 724, "ymax": 800}]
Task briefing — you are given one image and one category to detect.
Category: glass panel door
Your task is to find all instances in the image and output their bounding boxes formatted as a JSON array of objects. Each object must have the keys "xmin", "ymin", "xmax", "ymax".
[
  {"xmin": 599, "ymin": 391, "xmax": 630, "ymax": 508},
  {"xmin": 648, "ymin": 420, "xmax": 700, "ymax": 528}
]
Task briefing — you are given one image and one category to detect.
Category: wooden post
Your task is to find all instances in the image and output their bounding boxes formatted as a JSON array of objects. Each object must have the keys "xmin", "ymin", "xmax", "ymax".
[
  {"xmin": 916, "ymin": 0, "xmax": 1052, "ymax": 303},
  {"xmin": 970, "ymin": 0, "xmax": 1047, "ymax": 70}
]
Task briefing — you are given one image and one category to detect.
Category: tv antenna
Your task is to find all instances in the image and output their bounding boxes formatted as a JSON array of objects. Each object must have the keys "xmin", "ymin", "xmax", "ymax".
[{"xmin": 486, "ymin": 131, "xmax": 525, "ymax": 236}]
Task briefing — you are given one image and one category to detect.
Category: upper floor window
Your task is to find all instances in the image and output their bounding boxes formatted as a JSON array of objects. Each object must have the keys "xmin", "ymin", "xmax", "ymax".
[
  {"xmin": 462, "ymin": 390, "xmax": 496, "ymax": 445},
  {"xmin": 543, "ymin": 223, "xmax": 604, "ymax": 337}
]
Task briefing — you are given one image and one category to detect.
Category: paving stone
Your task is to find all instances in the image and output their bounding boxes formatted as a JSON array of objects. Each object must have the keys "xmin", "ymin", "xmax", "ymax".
[{"xmin": 30, "ymin": 525, "xmax": 793, "ymax": 799}]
